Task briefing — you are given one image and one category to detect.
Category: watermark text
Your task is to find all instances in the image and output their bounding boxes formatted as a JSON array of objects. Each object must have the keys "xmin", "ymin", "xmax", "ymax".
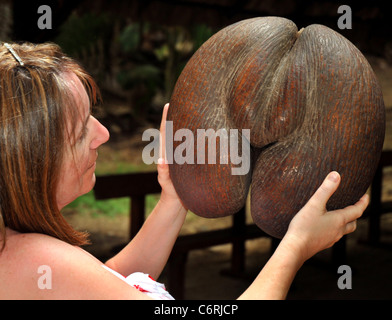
[
  {"xmin": 142, "ymin": 121, "xmax": 251, "ymax": 175},
  {"xmin": 37, "ymin": 265, "xmax": 52, "ymax": 290}
]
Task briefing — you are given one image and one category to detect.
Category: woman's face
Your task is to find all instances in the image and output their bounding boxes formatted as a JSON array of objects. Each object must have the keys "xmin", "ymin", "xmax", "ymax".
[{"xmin": 56, "ymin": 73, "xmax": 109, "ymax": 209}]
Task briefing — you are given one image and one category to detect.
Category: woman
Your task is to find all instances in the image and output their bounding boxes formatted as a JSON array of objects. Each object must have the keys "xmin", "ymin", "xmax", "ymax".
[{"xmin": 0, "ymin": 42, "xmax": 368, "ymax": 299}]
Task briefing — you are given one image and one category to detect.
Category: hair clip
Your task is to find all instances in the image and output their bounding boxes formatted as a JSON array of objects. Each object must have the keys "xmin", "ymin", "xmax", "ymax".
[{"xmin": 4, "ymin": 43, "xmax": 24, "ymax": 66}]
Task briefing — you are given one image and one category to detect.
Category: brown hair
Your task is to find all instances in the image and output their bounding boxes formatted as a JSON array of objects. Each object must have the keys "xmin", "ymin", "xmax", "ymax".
[{"xmin": 0, "ymin": 42, "xmax": 100, "ymax": 249}]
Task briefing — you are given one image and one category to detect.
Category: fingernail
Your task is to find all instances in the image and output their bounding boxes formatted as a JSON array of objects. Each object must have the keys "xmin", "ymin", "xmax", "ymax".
[{"xmin": 328, "ymin": 171, "xmax": 339, "ymax": 182}]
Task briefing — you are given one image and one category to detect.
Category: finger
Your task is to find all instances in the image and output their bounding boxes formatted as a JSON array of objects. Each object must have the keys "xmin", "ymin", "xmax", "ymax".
[
  {"xmin": 344, "ymin": 220, "xmax": 357, "ymax": 235},
  {"xmin": 159, "ymin": 103, "xmax": 169, "ymax": 162},
  {"xmin": 340, "ymin": 193, "xmax": 369, "ymax": 222},
  {"xmin": 308, "ymin": 171, "xmax": 341, "ymax": 211},
  {"xmin": 157, "ymin": 157, "xmax": 169, "ymax": 178},
  {"xmin": 354, "ymin": 193, "xmax": 370, "ymax": 213}
]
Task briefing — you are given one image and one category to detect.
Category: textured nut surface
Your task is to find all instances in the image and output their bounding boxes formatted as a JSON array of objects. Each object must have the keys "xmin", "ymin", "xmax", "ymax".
[{"xmin": 168, "ymin": 17, "xmax": 385, "ymax": 238}]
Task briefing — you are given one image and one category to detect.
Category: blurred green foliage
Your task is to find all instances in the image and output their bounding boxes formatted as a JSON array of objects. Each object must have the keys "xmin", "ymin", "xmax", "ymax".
[
  {"xmin": 191, "ymin": 24, "xmax": 213, "ymax": 51},
  {"xmin": 55, "ymin": 12, "xmax": 113, "ymax": 56},
  {"xmin": 63, "ymin": 190, "xmax": 160, "ymax": 218},
  {"xmin": 55, "ymin": 11, "xmax": 214, "ymax": 119},
  {"xmin": 118, "ymin": 23, "xmax": 140, "ymax": 53}
]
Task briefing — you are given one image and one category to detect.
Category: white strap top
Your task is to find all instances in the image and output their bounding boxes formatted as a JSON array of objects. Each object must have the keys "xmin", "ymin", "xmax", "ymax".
[{"xmin": 102, "ymin": 264, "xmax": 174, "ymax": 300}]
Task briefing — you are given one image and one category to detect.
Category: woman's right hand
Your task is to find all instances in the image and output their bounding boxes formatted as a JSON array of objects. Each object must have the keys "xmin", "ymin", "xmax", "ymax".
[
  {"xmin": 157, "ymin": 103, "xmax": 187, "ymax": 209},
  {"xmin": 281, "ymin": 171, "xmax": 369, "ymax": 263}
]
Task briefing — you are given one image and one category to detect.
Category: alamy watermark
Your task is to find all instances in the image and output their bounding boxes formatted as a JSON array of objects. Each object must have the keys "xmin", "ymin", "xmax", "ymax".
[
  {"xmin": 142, "ymin": 121, "xmax": 251, "ymax": 176},
  {"xmin": 37, "ymin": 265, "xmax": 52, "ymax": 290},
  {"xmin": 36, "ymin": 5, "xmax": 352, "ymax": 36},
  {"xmin": 337, "ymin": 5, "xmax": 352, "ymax": 30},
  {"xmin": 337, "ymin": 265, "xmax": 352, "ymax": 290},
  {"xmin": 37, "ymin": 5, "xmax": 52, "ymax": 30}
]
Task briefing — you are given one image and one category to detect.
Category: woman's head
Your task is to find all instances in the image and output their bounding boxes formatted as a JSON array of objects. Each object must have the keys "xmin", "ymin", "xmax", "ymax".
[
  {"xmin": 0, "ymin": 42, "xmax": 109, "ymax": 247},
  {"xmin": 56, "ymin": 71, "xmax": 109, "ymax": 209}
]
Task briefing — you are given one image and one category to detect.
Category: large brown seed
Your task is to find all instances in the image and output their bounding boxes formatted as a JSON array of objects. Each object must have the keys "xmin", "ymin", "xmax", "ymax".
[{"xmin": 167, "ymin": 16, "xmax": 385, "ymax": 238}]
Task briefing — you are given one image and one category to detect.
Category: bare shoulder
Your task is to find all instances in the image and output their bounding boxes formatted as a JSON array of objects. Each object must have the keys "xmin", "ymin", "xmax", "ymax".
[
  {"xmin": 0, "ymin": 229, "xmax": 95, "ymax": 299},
  {"xmin": 0, "ymin": 229, "xmax": 149, "ymax": 299}
]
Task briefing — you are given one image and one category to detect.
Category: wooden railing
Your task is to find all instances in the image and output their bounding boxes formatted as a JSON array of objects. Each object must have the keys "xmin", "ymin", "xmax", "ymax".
[
  {"xmin": 367, "ymin": 150, "xmax": 392, "ymax": 244},
  {"xmin": 93, "ymin": 171, "xmax": 161, "ymax": 239},
  {"xmin": 93, "ymin": 171, "xmax": 269, "ymax": 298}
]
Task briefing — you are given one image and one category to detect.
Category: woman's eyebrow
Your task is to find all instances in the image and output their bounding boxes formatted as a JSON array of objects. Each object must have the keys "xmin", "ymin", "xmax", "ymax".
[
  {"xmin": 82, "ymin": 113, "xmax": 90, "ymax": 128},
  {"xmin": 76, "ymin": 113, "xmax": 90, "ymax": 139}
]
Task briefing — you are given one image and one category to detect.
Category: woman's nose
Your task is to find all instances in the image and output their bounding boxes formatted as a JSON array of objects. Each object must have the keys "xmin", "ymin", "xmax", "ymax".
[{"xmin": 90, "ymin": 116, "xmax": 110, "ymax": 149}]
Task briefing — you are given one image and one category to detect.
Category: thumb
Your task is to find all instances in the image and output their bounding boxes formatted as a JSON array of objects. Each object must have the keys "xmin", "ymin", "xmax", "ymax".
[
  {"xmin": 159, "ymin": 103, "xmax": 169, "ymax": 161},
  {"xmin": 307, "ymin": 171, "xmax": 341, "ymax": 211}
]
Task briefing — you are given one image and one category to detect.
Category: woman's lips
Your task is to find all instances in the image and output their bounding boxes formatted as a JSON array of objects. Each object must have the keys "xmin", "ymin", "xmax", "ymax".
[
  {"xmin": 87, "ymin": 153, "xmax": 98, "ymax": 170},
  {"xmin": 87, "ymin": 161, "xmax": 96, "ymax": 170}
]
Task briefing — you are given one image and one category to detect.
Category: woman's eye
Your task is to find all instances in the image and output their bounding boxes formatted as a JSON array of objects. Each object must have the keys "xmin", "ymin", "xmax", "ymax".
[
  {"xmin": 77, "ymin": 115, "xmax": 91, "ymax": 142},
  {"xmin": 78, "ymin": 126, "xmax": 88, "ymax": 142}
]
